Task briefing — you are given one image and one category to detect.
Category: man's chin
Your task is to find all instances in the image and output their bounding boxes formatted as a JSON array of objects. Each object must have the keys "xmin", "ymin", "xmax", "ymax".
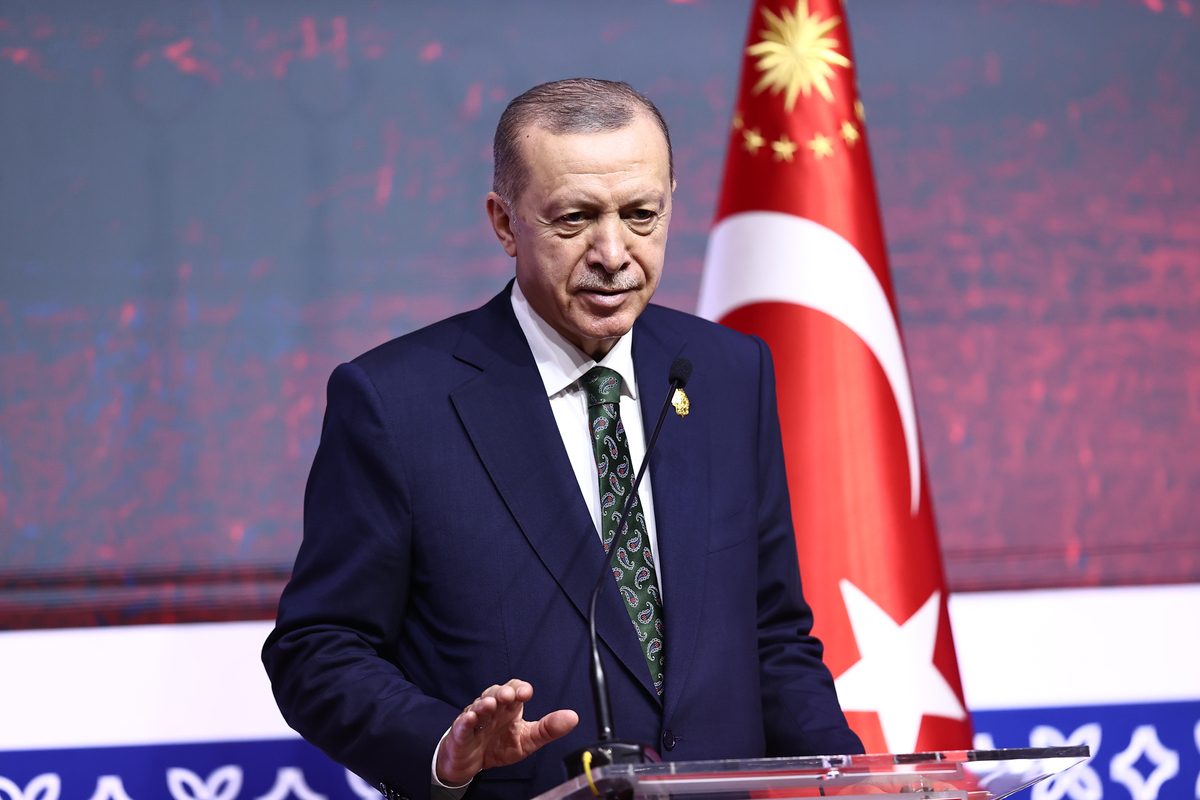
[{"xmin": 569, "ymin": 320, "xmax": 636, "ymax": 360}]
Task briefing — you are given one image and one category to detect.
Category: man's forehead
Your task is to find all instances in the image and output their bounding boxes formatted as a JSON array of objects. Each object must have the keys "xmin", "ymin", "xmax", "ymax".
[
  {"xmin": 521, "ymin": 111, "xmax": 666, "ymax": 148},
  {"xmin": 517, "ymin": 118, "xmax": 670, "ymax": 186}
]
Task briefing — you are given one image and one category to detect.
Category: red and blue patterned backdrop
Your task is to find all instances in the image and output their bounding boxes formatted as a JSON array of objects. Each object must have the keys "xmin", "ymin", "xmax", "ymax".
[
  {"xmin": 1, "ymin": 0, "xmax": 1197, "ymax": 629},
  {"xmin": 2, "ymin": 4, "xmax": 1198, "ymax": 798}
]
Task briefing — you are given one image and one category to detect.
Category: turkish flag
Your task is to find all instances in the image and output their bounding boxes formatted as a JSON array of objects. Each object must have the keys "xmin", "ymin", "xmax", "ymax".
[{"xmin": 698, "ymin": 0, "xmax": 973, "ymax": 753}]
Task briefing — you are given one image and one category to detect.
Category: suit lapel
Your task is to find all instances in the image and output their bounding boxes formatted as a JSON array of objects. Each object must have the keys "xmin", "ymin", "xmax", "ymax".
[
  {"xmin": 632, "ymin": 310, "xmax": 706, "ymax": 720},
  {"xmin": 449, "ymin": 290, "xmax": 658, "ymax": 702}
]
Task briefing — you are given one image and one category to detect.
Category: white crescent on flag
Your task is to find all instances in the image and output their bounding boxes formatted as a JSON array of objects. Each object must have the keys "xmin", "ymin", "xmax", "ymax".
[{"xmin": 697, "ymin": 210, "xmax": 922, "ymax": 514}]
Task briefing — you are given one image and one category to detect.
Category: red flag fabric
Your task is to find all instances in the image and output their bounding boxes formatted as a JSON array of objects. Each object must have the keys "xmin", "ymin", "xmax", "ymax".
[{"xmin": 698, "ymin": 0, "xmax": 973, "ymax": 753}]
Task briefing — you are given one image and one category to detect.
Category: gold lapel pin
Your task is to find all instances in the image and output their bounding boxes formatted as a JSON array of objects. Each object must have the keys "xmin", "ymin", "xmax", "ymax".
[{"xmin": 671, "ymin": 388, "xmax": 690, "ymax": 418}]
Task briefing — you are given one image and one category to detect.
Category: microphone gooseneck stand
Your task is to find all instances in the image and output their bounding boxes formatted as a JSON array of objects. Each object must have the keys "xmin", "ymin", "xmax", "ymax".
[{"xmin": 565, "ymin": 358, "xmax": 693, "ymax": 787}]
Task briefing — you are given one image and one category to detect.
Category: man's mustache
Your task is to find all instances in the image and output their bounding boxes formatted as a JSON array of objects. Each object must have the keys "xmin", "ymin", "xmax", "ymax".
[{"xmin": 574, "ymin": 271, "xmax": 642, "ymax": 292}]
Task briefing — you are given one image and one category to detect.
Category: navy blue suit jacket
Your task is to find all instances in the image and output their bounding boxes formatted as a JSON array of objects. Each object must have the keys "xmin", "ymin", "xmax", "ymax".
[{"xmin": 262, "ymin": 287, "xmax": 861, "ymax": 800}]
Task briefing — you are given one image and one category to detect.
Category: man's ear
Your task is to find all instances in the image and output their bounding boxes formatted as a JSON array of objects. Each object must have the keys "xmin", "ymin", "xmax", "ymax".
[{"xmin": 486, "ymin": 192, "xmax": 518, "ymax": 257}]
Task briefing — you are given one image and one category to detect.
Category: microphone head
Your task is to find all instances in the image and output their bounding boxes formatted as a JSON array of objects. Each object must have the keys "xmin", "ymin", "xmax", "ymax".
[{"xmin": 669, "ymin": 357, "xmax": 693, "ymax": 388}]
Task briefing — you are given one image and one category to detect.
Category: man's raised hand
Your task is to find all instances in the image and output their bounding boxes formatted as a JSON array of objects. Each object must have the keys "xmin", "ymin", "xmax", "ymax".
[{"xmin": 435, "ymin": 679, "xmax": 579, "ymax": 787}]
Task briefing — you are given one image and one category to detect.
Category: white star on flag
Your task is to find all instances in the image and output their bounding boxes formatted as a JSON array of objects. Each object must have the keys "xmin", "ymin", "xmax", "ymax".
[{"xmin": 834, "ymin": 580, "xmax": 967, "ymax": 752}]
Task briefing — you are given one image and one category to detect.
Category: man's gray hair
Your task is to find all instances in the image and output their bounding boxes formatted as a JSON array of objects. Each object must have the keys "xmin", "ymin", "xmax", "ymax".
[{"xmin": 492, "ymin": 78, "xmax": 674, "ymax": 206}]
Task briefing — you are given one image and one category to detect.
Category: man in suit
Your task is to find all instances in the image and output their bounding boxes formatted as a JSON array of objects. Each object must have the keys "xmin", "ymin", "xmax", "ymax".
[{"xmin": 262, "ymin": 78, "xmax": 861, "ymax": 800}]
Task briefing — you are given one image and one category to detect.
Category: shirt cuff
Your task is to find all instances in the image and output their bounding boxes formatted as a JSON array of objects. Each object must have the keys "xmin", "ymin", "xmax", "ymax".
[{"xmin": 431, "ymin": 727, "xmax": 473, "ymax": 798}]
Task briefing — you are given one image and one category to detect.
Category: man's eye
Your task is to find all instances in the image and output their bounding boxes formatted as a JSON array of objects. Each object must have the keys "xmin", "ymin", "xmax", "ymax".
[
  {"xmin": 625, "ymin": 209, "xmax": 658, "ymax": 226},
  {"xmin": 558, "ymin": 212, "xmax": 587, "ymax": 225}
]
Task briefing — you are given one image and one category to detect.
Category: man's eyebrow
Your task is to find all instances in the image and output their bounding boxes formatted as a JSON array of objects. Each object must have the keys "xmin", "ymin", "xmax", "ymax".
[
  {"xmin": 621, "ymin": 192, "xmax": 668, "ymax": 209},
  {"xmin": 541, "ymin": 187, "xmax": 668, "ymax": 213},
  {"xmin": 542, "ymin": 189, "xmax": 604, "ymax": 210}
]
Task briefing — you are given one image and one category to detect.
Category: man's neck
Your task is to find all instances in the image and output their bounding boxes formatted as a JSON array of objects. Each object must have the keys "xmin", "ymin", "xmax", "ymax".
[{"xmin": 509, "ymin": 281, "xmax": 638, "ymax": 399}]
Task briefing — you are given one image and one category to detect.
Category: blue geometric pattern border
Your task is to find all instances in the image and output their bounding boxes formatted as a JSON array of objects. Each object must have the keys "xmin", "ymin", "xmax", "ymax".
[
  {"xmin": 0, "ymin": 739, "xmax": 369, "ymax": 800},
  {"xmin": 972, "ymin": 700, "xmax": 1199, "ymax": 800},
  {"xmin": 2, "ymin": 701, "xmax": 1196, "ymax": 800}
]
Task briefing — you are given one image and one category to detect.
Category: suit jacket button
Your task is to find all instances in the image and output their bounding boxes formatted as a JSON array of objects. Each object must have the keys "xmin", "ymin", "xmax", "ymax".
[{"xmin": 662, "ymin": 729, "xmax": 676, "ymax": 751}]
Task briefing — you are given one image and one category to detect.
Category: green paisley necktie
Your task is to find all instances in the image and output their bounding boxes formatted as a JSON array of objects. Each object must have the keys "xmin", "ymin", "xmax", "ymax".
[{"xmin": 582, "ymin": 366, "xmax": 664, "ymax": 696}]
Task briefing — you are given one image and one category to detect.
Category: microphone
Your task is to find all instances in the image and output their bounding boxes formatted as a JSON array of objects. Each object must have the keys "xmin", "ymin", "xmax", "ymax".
[{"xmin": 565, "ymin": 357, "xmax": 693, "ymax": 781}]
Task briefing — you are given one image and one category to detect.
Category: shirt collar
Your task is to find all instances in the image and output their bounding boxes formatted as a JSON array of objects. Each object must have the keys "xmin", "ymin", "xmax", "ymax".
[{"xmin": 510, "ymin": 281, "xmax": 639, "ymax": 400}]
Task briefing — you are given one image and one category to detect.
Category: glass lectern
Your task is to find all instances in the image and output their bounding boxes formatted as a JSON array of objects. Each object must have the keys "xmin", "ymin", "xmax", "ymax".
[{"xmin": 536, "ymin": 747, "xmax": 1090, "ymax": 800}]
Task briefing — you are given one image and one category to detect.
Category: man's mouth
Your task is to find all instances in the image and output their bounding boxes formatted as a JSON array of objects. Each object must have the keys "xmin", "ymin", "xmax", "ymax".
[{"xmin": 578, "ymin": 288, "xmax": 634, "ymax": 308}]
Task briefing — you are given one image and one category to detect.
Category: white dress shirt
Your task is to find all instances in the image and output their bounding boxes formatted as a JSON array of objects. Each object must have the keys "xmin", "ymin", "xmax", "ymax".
[{"xmin": 431, "ymin": 282, "xmax": 664, "ymax": 792}]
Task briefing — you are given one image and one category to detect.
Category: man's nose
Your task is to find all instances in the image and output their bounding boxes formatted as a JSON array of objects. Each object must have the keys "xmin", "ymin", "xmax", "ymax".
[{"xmin": 586, "ymin": 214, "xmax": 630, "ymax": 273}]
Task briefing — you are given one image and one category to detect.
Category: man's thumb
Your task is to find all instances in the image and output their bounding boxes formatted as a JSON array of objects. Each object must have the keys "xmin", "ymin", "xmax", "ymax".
[{"xmin": 529, "ymin": 709, "xmax": 579, "ymax": 749}]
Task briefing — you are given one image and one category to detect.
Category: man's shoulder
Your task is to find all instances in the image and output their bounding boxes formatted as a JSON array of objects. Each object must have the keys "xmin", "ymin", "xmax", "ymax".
[
  {"xmin": 639, "ymin": 302, "xmax": 766, "ymax": 359},
  {"xmin": 353, "ymin": 308, "xmax": 475, "ymax": 370},
  {"xmin": 328, "ymin": 299, "xmax": 505, "ymax": 406},
  {"xmin": 350, "ymin": 288, "xmax": 513, "ymax": 374}
]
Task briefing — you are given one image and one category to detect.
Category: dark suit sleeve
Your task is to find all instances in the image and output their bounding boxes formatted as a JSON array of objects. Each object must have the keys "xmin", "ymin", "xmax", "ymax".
[
  {"xmin": 750, "ymin": 337, "xmax": 865, "ymax": 757},
  {"xmin": 262, "ymin": 361, "xmax": 458, "ymax": 797}
]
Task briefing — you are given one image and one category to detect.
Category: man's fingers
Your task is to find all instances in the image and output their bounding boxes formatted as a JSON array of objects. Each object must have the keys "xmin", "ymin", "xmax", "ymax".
[
  {"xmin": 527, "ymin": 709, "xmax": 580, "ymax": 749},
  {"xmin": 476, "ymin": 684, "xmax": 505, "ymax": 705},
  {"xmin": 460, "ymin": 680, "xmax": 528, "ymax": 739},
  {"xmin": 505, "ymin": 678, "xmax": 534, "ymax": 702},
  {"xmin": 490, "ymin": 679, "xmax": 532, "ymax": 709},
  {"xmin": 481, "ymin": 679, "xmax": 531, "ymax": 728},
  {"xmin": 450, "ymin": 708, "xmax": 483, "ymax": 744},
  {"xmin": 439, "ymin": 709, "xmax": 489, "ymax": 786}
]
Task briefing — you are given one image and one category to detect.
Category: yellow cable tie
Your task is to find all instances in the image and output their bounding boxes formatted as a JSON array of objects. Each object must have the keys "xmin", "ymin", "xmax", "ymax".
[{"xmin": 582, "ymin": 750, "xmax": 600, "ymax": 797}]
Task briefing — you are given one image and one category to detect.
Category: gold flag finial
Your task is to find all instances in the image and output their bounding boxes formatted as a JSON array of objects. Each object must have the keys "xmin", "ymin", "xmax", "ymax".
[{"xmin": 746, "ymin": 0, "xmax": 851, "ymax": 112}]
